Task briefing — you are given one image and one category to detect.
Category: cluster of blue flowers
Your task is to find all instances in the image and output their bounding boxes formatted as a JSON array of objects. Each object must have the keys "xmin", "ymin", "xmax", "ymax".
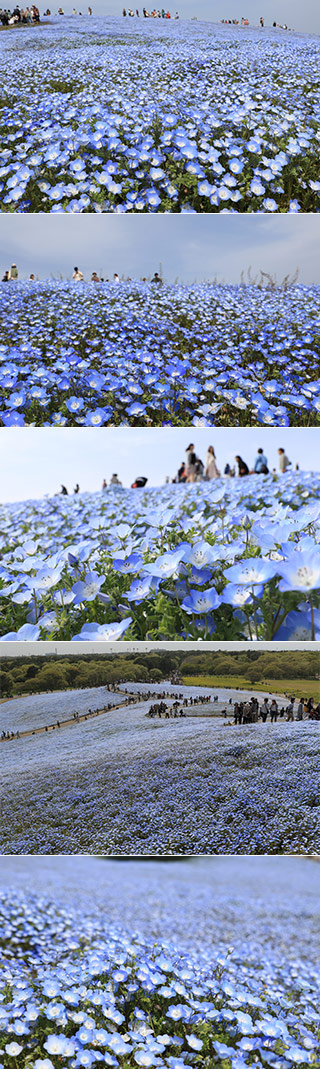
[
  {"xmin": 0, "ymin": 281, "xmax": 319, "ymax": 428},
  {"xmin": 0, "ymin": 871, "xmax": 319, "ymax": 1069},
  {"xmin": 0, "ymin": 17, "xmax": 319, "ymax": 213},
  {"xmin": 1, "ymin": 474, "xmax": 320, "ymax": 642}
]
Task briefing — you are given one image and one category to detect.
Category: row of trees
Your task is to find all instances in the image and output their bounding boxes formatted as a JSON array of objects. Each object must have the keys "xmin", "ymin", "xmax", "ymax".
[{"xmin": 0, "ymin": 650, "xmax": 318, "ymax": 699}]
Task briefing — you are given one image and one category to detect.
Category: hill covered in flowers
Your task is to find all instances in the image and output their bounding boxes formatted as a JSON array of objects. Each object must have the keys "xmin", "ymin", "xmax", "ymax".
[
  {"xmin": 0, "ymin": 857, "xmax": 319, "ymax": 1068},
  {"xmin": 1, "ymin": 685, "xmax": 319, "ymax": 854},
  {"xmin": 1, "ymin": 474, "xmax": 320, "ymax": 641},
  {"xmin": 0, "ymin": 17, "xmax": 319, "ymax": 213}
]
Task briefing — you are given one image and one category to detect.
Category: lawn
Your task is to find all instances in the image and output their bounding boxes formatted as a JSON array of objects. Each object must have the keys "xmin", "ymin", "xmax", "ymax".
[{"xmin": 182, "ymin": 676, "xmax": 319, "ymax": 700}]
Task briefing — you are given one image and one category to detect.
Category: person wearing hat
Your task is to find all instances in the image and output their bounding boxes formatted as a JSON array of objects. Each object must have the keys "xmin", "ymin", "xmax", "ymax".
[{"xmin": 8, "ymin": 264, "xmax": 18, "ymax": 279}]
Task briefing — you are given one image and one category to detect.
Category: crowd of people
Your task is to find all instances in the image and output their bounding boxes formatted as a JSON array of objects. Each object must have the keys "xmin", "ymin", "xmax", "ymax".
[
  {"xmin": 146, "ymin": 702, "xmax": 186, "ymax": 718},
  {"xmin": 57, "ymin": 444, "xmax": 295, "ymax": 497},
  {"xmin": 0, "ymin": 4, "xmax": 39, "ymax": 23},
  {"xmin": 173, "ymin": 444, "xmax": 293, "ymax": 483},
  {"xmin": 0, "ymin": 8, "xmax": 293, "ymax": 27},
  {"xmin": 59, "ymin": 475, "xmax": 148, "ymax": 494},
  {"xmin": 1, "ymin": 264, "xmax": 163, "ymax": 284},
  {"xmin": 145, "ymin": 693, "xmax": 320, "ymax": 723},
  {"xmin": 2, "ymin": 686, "xmax": 318, "ymax": 743},
  {"xmin": 232, "ymin": 696, "xmax": 320, "ymax": 723},
  {"xmin": 56, "ymin": 7, "xmax": 93, "ymax": 14},
  {"xmin": 146, "ymin": 693, "xmax": 214, "ymax": 718},
  {"xmin": 221, "ymin": 17, "xmax": 291, "ymax": 30},
  {"xmin": 122, "ymin": 8, "xmax": 179, "ymax": 17}
]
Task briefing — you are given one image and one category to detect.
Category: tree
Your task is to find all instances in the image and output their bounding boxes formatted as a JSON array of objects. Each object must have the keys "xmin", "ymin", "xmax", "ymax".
[{"xmin": 0, "ymin": 670, "xmax": 13, "ymax": 697}]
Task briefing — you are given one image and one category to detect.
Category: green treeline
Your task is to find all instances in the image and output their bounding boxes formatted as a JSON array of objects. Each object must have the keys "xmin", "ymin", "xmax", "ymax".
[{"xmin": 0, "ymin": 650, "xmax": 318, "ymax": 699}]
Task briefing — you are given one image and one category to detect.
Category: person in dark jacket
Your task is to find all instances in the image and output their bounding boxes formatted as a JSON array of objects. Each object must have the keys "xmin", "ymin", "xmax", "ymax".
[{"xmin": 235, "ymin": 455, "xmax": 249, "ymax": 477}]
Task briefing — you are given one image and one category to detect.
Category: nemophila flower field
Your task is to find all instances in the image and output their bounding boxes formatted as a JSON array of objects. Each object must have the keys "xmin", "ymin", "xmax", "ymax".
[
  {"xmin": 0, "ymin": 856, "xmax": 319, "ymax": 1069},
  {"xmin": 1, "ymin": 686, "xmax": 319, "ymax": 854},
  {"xmin": 0, "ymin": 17, "xmax": 320, "ymax": 213},
  {"xmin": 1, "ymin": 281, "xmax": 320, "ymax": 428},
  {"xmin": 1, "ymin": 474, "xmax": 320, "ymax": 642}
]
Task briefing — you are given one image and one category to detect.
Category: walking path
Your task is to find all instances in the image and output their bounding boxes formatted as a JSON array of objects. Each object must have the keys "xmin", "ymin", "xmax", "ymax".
[
  {"xmin": 0, "ymin": 694, "xmax": 141, "ymax": 742},
  {"xmin": 0, "ymin": 681, "xmax": 284, "ymax": 741}
]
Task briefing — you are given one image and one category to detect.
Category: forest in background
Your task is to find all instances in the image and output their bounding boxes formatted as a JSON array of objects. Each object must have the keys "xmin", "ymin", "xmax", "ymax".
[{"xmin": 0, "ymin": 650, "xmax": 318, "ymax": 699}]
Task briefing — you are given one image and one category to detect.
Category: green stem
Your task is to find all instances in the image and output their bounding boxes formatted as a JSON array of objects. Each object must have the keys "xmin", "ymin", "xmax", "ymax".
[{"xmin": 309, "ymin": 593, "xmax": 315, "ymax": 641}]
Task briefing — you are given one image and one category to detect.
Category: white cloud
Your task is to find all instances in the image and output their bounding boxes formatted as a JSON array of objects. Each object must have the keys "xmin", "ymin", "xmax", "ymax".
[{"xmin": 1, "ymin": 215, "xmax": 320, "ymax": 283}]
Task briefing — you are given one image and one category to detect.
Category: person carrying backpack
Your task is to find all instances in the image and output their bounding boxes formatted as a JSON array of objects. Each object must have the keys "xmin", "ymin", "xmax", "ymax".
[{"xmin": 252, "ymin": 448, "xmax": 269, "ymax": 474}]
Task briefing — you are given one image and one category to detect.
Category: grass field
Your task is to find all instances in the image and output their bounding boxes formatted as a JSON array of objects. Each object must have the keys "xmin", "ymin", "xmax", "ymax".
[{"xmin": 182, "ymin": 676, "xmax": 319, "ymax": 700}]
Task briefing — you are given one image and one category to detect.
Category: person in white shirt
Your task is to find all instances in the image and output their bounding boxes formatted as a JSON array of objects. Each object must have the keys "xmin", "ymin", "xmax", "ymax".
[{"xmin": 73, "ymin": 266, "xmax": 84, "ymax": 280}]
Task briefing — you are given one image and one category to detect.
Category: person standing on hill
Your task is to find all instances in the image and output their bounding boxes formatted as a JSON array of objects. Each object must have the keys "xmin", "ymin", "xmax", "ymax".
[
  {"xmin": 286, "ymin": 699, "xmax": 294, "ymax": 721},
  {"xmin": 73, "ymin": 266, "xmax": 84, "ymax": 280},
  {"xmin": 185, "ymin": 443, "xmax": 196, "ymax": 481},
  {"xmin": 278, "ymin": 448, "xmax": 291, "ymax": 473},
  {"xmin": 8, "ymin": 263, "xmax": 18, "ymax": 279},
  {"xmin": 235, "ymin": 455, "xmax": 249, "ymax": 477},
  {"xmin": 205, "ymin": 445, "xmax": 220, "ymax": 480},
  {"xmin": 252, "ymin": 447, "xmax": 268, "ymax": 474}
]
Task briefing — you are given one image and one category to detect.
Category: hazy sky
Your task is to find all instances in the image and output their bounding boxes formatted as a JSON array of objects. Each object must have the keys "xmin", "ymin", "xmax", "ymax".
[
  {"xmin": 51, "ymin": 4, "xmax": 320, "ymax": 36},
  {"xmin": 0, "ymin": 640, "xmax": 314, "ymax": 655},
  {"xmin": 0, "ymin": 428, "xmax": 318, "ymax": 502},
  {"xmin": 1, "ymin": 216, "xmax": 320, "ymax": 284}
]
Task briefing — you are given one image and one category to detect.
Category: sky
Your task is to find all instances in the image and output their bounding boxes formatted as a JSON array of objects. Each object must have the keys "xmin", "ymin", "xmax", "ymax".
[
  {"xmin": 52, "ymin": 3, "xmax": 320, "ymax": 36},
  {"xmin": 0, "ymin": 427, "xmax": 318, "ymax": 502},
  {"xmin": 1, "ymin": 216, "xmax": 320, "ymax": 284},
  {"xmin": 0, "ymin": 640, "xmax": 316, "ymax": 654}
]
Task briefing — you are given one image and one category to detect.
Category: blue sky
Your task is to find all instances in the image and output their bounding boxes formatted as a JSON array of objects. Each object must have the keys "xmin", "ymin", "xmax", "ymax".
[
  {"xmin": 0, "ymin": 428, "xmax": 318, "ymax": 501},
  {"xmin": 56, "ymin": 4, "xmax": 319, "ymax": 36},
  {"xmin": 1, "ymin": 216, "xmax": 320, "ymax": 284}
]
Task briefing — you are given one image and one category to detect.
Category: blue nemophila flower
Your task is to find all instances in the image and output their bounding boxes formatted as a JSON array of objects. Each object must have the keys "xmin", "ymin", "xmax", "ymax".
[
  {"xmin": 273, "ymin": 608, "xmax": 320, "ymax": 640},
  {"xmin": 34, "ymin": 1060, "xmax": 55, "ymax": 1069},
  {"xmin": 1, "ymin": 623, "xmax": 40, "ymax": 641},
  {"xmin": 277, "ymin": 551, "xmax": 320, "ymax": 592},
  {"xmin": 224, "ymin": 559, "xmax": 278, "ymax": 586},
  {"xmin": 221, "ymin": 584, "xmax": 264, "ymax": 606},
  {"xmin": 126, "ymin": 575, "xmax": 160, "ymax": 603},
  {"xmin": 112, "ymin": 554, "xmax": 144, "ymax": 574},
  {"xmin": 72, "ymin": 618, "xmax": 133, "ymax": 640},
  {"xmin": 144, "ymin": 549, "xmax": 187, "ymax": 579},
  {"xmin": 72, "ymin": 571, "xmax": 106, "ymax": 605},
  {"xmin": 180, "ymin": 588, "xmax": 221, "ymax": 614}
]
